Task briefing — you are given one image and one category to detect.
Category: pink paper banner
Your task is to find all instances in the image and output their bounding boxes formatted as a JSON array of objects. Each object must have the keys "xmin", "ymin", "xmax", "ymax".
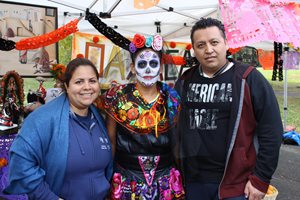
[
  {"xmin": 219, "ymin": 0, "xmax": 300, "ymax": 48},
  {"xmin": 282, "ymin": 51, "xmax": 300, "ymax": 70}
]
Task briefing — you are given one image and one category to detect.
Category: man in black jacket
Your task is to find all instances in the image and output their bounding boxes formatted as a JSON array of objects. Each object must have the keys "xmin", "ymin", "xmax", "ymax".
[{"xmin": 175, "ymin": 17, "xmax": 283, "ymax": 200}]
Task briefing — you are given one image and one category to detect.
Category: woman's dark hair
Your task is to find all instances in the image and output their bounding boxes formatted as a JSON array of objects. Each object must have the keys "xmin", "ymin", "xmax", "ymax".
[
  {"xmin": 190, "ymin": 17, "xmax": 226, "ymax": 44},
  {"xmin": 130, "ymin": 47, "xmax": 163, "ymax": 64},
  {"xmin": 61, "ymin": 58, "xmax": 99, "ymax": 91}
]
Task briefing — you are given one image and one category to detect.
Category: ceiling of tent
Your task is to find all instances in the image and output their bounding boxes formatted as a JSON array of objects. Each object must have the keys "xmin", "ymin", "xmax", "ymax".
[
  {"xmin": 6, "ymin": 0, "xmax": 220, "ymax": 42},
  {"xmin": 5, "ymin": 0, "xmax": 300, "ymax": 48}
]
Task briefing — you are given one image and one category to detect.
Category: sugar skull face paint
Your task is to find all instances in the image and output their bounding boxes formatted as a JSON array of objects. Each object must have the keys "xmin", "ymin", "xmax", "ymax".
[{"xmin": 134, "ymin": 50, "xmax": 160, "ymax": 86}]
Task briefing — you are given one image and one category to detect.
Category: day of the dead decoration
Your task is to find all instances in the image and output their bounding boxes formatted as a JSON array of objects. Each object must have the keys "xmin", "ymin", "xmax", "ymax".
[
  {"xmin": 50, "ymin": 64, "xmax": 66, "ymax": 81},
  {"xmin": 134, "ymin": 0, "xmax": 160, "ymax": 9},
  {"xmin": 272, "ymin": 42, "xmax": 283, "ymax": 81},
  {"xmin": 257, "ymin": 49, "xmax": 274, "ymax": 70},
  {"xmin": 0, "ymin": 71, "xmax": 24, "ymax": 126},
  {"xmin": 85, "ymin": 11, "xmax": 131, "ymax": 52},
  {"xmin": 219, "ymin": 0, "xmax": 300, "ymax": 48},
  {"xmin": 0, "ymin": 38, "xmax": 16, "ymax": 51},
  {"xmin": 282, "ymin": 51, "xmax": 300, "ymax": 70},
  {"xmin": 15, "ymin": 19, "xmax": 79, "ymax": 50}
]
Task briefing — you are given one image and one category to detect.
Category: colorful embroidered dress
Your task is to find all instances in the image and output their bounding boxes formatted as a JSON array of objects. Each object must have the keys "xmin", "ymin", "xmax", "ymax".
[{"xmin": 101, "ymin": 82, "xmax": 184, "ymax": 200}]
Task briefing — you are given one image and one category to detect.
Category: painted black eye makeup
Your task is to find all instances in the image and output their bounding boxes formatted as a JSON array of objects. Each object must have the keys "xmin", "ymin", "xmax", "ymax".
[
  {"xmin": 149, "ymin": 60, "xmax": 158, "ymax": 68},
  {"xmin": 137, "ymin": 60, "xmax": 147, "ymax": 68}
]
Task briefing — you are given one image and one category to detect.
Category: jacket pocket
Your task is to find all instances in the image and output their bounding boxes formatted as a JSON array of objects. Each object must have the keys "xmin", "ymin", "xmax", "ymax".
[{"xmin": 223, "ymin": 147, "xmax": 255, "ymax": 184}]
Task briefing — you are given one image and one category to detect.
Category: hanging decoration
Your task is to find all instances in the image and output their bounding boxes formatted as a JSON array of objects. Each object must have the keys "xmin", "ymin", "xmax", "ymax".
[
  {"xmin": 228, "ymin": 47, "xmax": 242, "ymax": 55},
  {"xmin": 219, "ymin": 0, "xmax": 300, "ymax": 48},
  {"xmin": 86, "ymin": 11, "xmax": 131, "ymax": 52},
  {"xmin": 76, "ymin": 53, "xmax": 85, "ymax": 58},
  {"xmin": 185, "ymin": 44, "xmax": 192, "ymax": 51},
  {"xmin": 272, "ymin": 42, "xmax": 283, "ymax": 81},
  {"xmin": 134, "ymin": 0, "xmax": 160, "ymax": 10},
  {"xmin": 170, "ymin": 41, "xmax": 176, "ymax": 48},
  {"xmin": 162, "ymin": 54, "xmax": 185, "ymax": 66},
  {"xmin": 0, "ymin": 38, "xmax": 16, "ymax": 51},
  {"xmin": 258, "ymin": 49, "xmax": 274, "ymax": 70},
  {"xmin": 93, "ymin": 36, "xmax": 100, "ymax": 43},
  {"xmin": 282, "ymin": 51, "xmax": 300, "ymax": 70},
  {"xmin": 15, "ymin": 19, "xmax": 79, "ymax": 50},
  {"xmin": 293, "ymin": 3, "xmax": 300, "ymax": 16}
]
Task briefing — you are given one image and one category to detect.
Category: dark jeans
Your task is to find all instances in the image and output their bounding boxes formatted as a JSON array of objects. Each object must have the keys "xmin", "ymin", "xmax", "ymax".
[{"xmin": 186, "ymin": 182, "xmax": 247, "ymax": 200}]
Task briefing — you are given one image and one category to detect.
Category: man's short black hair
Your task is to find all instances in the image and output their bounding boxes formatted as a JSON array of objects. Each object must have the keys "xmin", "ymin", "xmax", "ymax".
[{"xmin": 190, "ymin": 17, "xmax": 226, "ymax": 44}]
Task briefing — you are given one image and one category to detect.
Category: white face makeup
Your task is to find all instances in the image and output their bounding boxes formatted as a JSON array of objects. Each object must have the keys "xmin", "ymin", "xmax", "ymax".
[{"xmin": 134, "ymin": 50, "xmax": 160, "ymax": 87}]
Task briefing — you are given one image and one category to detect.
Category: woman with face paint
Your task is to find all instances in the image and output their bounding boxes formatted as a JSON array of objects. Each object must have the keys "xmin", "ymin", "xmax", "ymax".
[{"xmin": 100, "ymin": 34, "xmax": 184, "ymax": 200}]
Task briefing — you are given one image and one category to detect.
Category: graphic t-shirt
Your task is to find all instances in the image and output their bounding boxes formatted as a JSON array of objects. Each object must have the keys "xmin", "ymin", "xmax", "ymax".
[{"xmin": 183, "ymin": 66, "xmax": 233, "ymax": 183}]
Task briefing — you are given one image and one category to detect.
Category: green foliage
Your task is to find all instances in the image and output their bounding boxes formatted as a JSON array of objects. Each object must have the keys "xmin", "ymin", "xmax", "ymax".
[
  {"xmin": 58, "ymin": 35, "xmax": 73, "ymax": 66},
  {"xmin": 258, "ymin": 69, "xmax": 300, "ymax": 132}
]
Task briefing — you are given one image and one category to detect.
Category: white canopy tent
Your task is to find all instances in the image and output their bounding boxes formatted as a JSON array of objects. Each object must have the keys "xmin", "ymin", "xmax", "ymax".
[
  {"xmin": 5, "ymin": 0, "xmax": 300, "ymax": 45},
  {"xmin": 6, "ymin": 0, "xmax": 220, "ymax": 42}
]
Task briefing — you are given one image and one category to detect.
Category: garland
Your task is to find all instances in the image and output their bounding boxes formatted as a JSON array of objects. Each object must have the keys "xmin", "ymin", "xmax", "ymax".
[
  {"xmin": 86, "ymin": 11, "xmax": 131, "ymax": 51},
  {"xmin": 0, "ymin": 38, "xmax": 16, "ymax": 51},
  {"xmin": 15, "ymin": 19, "xmax": 79, "ymax": 50}
]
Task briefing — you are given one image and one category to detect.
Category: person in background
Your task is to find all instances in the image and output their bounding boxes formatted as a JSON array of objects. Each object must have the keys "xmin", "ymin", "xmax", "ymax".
[
  {"xmin": 175, "ymin": 17, "xmax": 283, "ymax": 200},
  {"xmin": 4, "ymin": 58, "xmax": 113, "ymax": 200},
  {"xmin": 100, "ymin": 33, "xmax": 184, "ymax": 199}
]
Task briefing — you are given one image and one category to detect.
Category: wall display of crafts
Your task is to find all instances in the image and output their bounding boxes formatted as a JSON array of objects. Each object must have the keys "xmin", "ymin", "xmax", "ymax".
[
  {"xmin": 0, "ymin": 70, "xmax": 25, "ymax": 126},
  {"xmin": 0, "ymin": 1, "xmax": 58, "ymax": 77}
]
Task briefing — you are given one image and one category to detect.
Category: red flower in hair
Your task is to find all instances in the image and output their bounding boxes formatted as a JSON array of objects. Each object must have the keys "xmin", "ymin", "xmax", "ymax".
[{"xmin": 132, "ymin": 34, "xmax": 146, "ymax": 48}]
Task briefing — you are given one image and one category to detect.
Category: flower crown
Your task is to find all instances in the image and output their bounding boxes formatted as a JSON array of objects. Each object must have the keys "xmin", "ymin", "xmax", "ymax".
[{"xmin": 129, "ymin": 34, "xmax": 163, "ymax": 53}]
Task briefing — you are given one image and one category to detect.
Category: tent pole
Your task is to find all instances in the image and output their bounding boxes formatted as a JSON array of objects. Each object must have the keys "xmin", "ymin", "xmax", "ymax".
[
  {"xmin": 107, "ymin": 0, "xmax": 122, "ymax": 15},
  {"xmin": 47, "ymin": 0, "xmax": 98, "ymax": 13},
  {"xmin": 283, "ymin": 46, "xmax": 289, "ymax": 131},
  {"xmin": 155, "ymin": 4, "xmax": 199, "ymax": 20},
  {"xmin": 163, "ymin": 8, "xmax": 217, "ymax": 39}
]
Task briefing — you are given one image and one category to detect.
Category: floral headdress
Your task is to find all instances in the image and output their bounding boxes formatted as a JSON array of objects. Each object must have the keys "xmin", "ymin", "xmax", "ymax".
[
  {"xmin": 129, "ymin": 34, "xmax": 163, "ymax": 53},
  {"xmin": 50, "ymin": 64, "xmax": 66, "ymax": 80}
]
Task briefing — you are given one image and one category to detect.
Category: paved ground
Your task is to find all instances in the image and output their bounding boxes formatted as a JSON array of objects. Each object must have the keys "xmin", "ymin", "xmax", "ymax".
[{"xmin": 271, "ymin": 144, "xmax": 300, "ymax": 200}]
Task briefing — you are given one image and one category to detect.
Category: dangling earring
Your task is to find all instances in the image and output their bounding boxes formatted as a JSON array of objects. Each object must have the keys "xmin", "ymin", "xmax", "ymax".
[{"xmin": 159, "ymin": 72, "xmax": 163, "ymax": 81}]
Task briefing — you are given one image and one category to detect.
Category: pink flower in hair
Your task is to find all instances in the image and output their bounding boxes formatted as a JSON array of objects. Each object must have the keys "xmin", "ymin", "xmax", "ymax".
[{"xmin": 152, "ymin": 34, "xmax": 163, "ymax": 51}]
